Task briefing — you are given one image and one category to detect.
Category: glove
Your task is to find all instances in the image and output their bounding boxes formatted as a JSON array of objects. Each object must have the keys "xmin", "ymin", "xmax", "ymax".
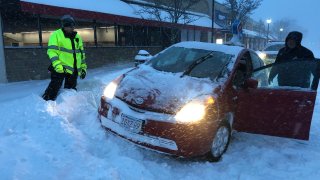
[
  {"xmin": 54, "ymin": 64, "xmax": 64, "ymax": 73},
  {"xmin": 80, "ymin": 69, "xmax": 86, "ymax": 79}
]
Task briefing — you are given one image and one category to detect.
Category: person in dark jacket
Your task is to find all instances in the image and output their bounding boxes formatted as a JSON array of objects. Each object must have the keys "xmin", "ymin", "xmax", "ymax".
[{"xmin": 268, "ymin": 31, "xmax": 315, "ymax": 88}]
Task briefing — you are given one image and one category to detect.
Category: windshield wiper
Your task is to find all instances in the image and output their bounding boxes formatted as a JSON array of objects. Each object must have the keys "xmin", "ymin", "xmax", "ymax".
[
  {"xmin": 180, "ymin": 51, "xmax": 214, "ymax": 77},
  {"xmin": 215, "ymin": 56, "xmax": 233, "ymax": 81}
]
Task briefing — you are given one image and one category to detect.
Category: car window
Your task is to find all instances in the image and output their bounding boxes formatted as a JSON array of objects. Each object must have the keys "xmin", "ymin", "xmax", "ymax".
[
  {"xmin": 251, "ymin": 59, "xmax": 320, "ymax": 90},
  {"xmin": 232, "ymin": 51, "xmax": 254, "ymax": 88},
  {"xmin": 250, "ymin": 52, "xmax": 264, "ymax": 69},
  {"xmin": 264, "ymin": 44, "xmax": 285, "ymax": 51}
]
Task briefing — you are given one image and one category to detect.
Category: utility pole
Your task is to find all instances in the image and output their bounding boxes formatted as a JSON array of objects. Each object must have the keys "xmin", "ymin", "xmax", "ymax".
[
  {"xmin": 211, "ymin": 0, "xmax": 215, "ymax": 43},
  {"xmin": 0, "ymin": 12, "xmax": 8, "ymax": 83}
]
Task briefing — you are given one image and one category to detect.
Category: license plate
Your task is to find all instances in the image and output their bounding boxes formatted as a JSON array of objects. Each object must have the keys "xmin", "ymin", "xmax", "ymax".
[{"xmin": 120, "ymin": 114, "xmax": 143, "ymax": 133}]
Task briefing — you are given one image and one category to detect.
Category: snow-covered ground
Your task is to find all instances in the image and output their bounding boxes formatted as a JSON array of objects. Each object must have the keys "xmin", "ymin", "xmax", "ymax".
[{"xmin": 0, "ymin": 59, "xmax": 320, "ymax": 179}]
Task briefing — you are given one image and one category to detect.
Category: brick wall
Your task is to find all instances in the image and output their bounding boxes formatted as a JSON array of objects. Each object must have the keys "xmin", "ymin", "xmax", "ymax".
[{"xmin": 4, "ymin": 46, "xmax": 162, "ymax": 82}]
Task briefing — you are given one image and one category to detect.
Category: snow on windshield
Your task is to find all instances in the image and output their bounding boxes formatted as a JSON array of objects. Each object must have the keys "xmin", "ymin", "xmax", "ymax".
[{"xmin": 152, "ymin": 41, "xmax": 241, "ymax": 78}]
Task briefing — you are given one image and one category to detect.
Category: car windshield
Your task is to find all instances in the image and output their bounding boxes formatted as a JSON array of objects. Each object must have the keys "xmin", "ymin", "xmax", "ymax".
[
  {"xmin": 147, "ymin": 46, "xmax": 232, "ymax": 80},
  {"xmin": 264, "ymin": 44, "xmax": 285, "ymax": 51}
]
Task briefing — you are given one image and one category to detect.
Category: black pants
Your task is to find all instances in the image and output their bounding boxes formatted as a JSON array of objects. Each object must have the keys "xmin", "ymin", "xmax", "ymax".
[{"xmin": 42, "ymin": 71, "xmax": 78, "ymax": 101}]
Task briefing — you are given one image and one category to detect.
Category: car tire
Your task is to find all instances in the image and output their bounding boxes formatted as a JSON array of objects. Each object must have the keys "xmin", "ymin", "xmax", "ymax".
[{"xmin": 207, "ymin": 120, "xmax": 231, "ymax": 162}]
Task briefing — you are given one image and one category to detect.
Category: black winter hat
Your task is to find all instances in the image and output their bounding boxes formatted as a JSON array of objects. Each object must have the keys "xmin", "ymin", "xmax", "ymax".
[
  {"xmin": 285, "ymin": 31, "xmax": 303, "ymax": 45},
  {"xmin": 61, "ymin": 15, "xmax": 75, "ymax": 28}
]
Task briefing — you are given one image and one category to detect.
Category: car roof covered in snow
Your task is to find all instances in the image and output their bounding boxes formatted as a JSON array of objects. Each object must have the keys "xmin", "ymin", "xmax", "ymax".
[
  {"xmin": 265, "ymin": 41, "xmax": 285, "ymax": 47},
  {"xmin": 173, "ymin": 41, "xmax": 244, "ymax": 57}
]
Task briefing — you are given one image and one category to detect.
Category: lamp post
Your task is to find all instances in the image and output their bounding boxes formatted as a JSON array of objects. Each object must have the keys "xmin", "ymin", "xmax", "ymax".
[
  {"xmin": 279, "ymin": 28, "xmax": 284, "ymax": 41},
  {"xmin": 266, "ymin": 19, "xmax": 272, "ymax": 43},
  {"xmin": 211, "ymin": 0, "xmax": 215, "ymax": 43},
  {"xmin": 0, "ymin": 12, "xmax": 7, "ymax": 83}
]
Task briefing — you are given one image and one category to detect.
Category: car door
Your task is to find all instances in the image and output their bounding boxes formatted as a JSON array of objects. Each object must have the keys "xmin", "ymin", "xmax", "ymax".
[{"xmin": 233, "ymin": 59, "xmax": 320, "ymax": 140}]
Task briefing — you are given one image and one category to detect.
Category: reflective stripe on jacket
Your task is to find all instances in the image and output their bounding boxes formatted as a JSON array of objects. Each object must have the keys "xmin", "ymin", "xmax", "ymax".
[{"xmin": 47, "ymin": 29, "xmax": 87, "ymax": 75}]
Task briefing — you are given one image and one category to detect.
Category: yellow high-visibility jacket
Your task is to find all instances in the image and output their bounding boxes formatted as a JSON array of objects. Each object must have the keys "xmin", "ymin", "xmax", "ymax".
[{"xmin": 47, "ymin": 29, "xmax": 87, "ymax": 75}]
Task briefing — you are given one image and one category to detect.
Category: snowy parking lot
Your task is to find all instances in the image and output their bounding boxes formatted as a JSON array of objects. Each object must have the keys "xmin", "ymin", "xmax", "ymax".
[{"xmin": 0, "ymin": 62, "xmax": 319, "ymax": 180}]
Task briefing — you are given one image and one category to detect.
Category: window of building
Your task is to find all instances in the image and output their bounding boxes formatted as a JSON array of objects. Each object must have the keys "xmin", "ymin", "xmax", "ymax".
[
  {"xmin": 148, "ymin": 27, "xmax": 162, "ymax": 46},
  {"xmin": 96, "ymin": 23, "xmax": 116, "ymax": 47},
  {"xmin": 117, "ymin": 25, "xmax": 133, "ymax": 46},
  {"xmin": 2, "ymin": 11, "xmax": 165, "ymax": 48},
  {"xmin": 133, "ymin": 25, "xmax": 148, "ymax": 46},
  {"xmin": 40, "ymin": 17, "xmax": 60, "ymax": 47},
  {"xmin": 3, "ymin": 12, "xmax": 40, "ymax": 47},
  {"xmin": 41, "ymin": 17, "xmax": 96, "ymax": 47},
  {"xmin": 75, "ymin": 20, "xmax": 96, "ymax": 47},
  {"xmin": 200, "ymin": 31, "xmax": 209, "ymax": 42}
]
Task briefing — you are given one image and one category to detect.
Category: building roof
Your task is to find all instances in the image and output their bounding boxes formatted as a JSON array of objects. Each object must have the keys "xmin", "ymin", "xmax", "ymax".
[
  {"xmin": 20, "ymin": 0, "xmax": 221, "ymax": 31},
  {"xmin": 22, "ymin": 0, "xmax": 139, "ymax": 18},
  {"xmin": 243, "ymin": 29, "xmax": 277, "ymax": 40}
]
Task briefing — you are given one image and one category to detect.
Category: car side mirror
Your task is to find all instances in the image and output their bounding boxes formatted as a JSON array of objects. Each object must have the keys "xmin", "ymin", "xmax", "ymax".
[{"xmin": 244, "ymin": 78, "xmax": 258, "ymax": 89}]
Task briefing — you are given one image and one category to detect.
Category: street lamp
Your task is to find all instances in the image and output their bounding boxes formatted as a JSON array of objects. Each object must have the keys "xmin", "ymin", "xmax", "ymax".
[
  {"xmin": 279, "ymin": 28, "xmax": 284, "ymax": 41},
  {"xmin": 266, "ymin": 19, "xmax": 272, "ymax": 42}
]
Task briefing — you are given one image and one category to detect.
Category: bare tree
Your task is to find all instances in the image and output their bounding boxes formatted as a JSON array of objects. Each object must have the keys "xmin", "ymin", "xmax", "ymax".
[
  {"xmin": 255, "ymin": 19, "xmax": 266, "ymax": 37},
  {"xmin": 223, "ymin": 0, "xmax": 263, "ymax": 26},
  {"xmin": 270, "ymin": 18, "xmax": 308, "ymax": 41},
  {"xmin": 135, "ymin": 0, "xmax": 201, "ymax": 44}
]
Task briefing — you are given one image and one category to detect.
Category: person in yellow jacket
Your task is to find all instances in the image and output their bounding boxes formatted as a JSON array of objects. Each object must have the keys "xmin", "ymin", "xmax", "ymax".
[{"xmin": 42, "ymin": 15, "xmax": 87, "ymax": 101}]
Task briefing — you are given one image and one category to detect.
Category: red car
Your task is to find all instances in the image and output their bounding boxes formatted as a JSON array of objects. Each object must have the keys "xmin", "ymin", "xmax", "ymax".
[{"xmin": 98, "ymin": 41, "xmax": 320, "ymax": 161}]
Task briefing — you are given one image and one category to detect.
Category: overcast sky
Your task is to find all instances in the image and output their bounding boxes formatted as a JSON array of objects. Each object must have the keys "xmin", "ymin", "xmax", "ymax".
[{"xmin": 251, "ymin": 0, "xmax": 319, "ymax": 48}]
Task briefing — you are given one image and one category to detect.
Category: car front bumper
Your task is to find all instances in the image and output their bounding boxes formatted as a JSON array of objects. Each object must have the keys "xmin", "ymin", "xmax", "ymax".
[{"xmin": 98, "ymin": 97, "xmax": 218, "ymax": 158}]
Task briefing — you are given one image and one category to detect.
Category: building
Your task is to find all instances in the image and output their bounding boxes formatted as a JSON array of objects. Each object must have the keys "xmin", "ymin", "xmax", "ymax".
[
  {"xmin": 0, "ymin": 0, "xmax": 268, "ymax": 82},
  {"xmin": 0, "ymin": 0, "xmax": 225, "ymax": 82}
]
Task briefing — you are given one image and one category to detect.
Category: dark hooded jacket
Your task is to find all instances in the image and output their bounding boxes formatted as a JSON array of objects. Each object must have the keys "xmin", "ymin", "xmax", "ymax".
[
  {"xmin": 269, "ymin": 31, "xmax": 315, "ymax": 88},
  {"xmin": 275, "ymin": 31, "xmax": 314, "ymax": 62}
]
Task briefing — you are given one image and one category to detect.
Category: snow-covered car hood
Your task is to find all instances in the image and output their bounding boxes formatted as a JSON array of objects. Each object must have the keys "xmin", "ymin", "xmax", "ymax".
[{"xmin": 115, "ymin": 65, "xmax": 218, "ymax": 114}]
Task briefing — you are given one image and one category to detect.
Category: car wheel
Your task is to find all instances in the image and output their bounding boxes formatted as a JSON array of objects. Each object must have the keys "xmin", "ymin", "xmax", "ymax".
[{"xmin": 207, "ymin": 120, "xmax": 231, "ymax": 162}]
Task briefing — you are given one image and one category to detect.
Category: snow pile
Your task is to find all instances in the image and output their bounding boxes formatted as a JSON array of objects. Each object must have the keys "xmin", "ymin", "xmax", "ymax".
[{"xmin": 0, "ymin": 64, "xmax": 320, "ymax": 179}]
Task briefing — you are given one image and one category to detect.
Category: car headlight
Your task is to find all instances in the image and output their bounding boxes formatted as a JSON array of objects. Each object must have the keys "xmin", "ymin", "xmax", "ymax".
[
  {"xmin": 103, "ymin": 74, "xmax": 125, "ymax": 99},
  {"xmin": 103, "ymin": 82, "xmax": 118, "ymax": 99},
  {"xmin": 175, "ymin": 96, "xmax": 215, "ymax": 123},
  {"xmin": 258, "ymin": 52, "xmax": 267, "ymax": 60}
]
